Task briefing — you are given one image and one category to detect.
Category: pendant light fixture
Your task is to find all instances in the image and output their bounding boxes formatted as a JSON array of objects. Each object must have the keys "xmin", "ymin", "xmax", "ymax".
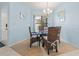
[{"xmin": 43, "ymin": 2, "xmax": 52, "ymax": 14}]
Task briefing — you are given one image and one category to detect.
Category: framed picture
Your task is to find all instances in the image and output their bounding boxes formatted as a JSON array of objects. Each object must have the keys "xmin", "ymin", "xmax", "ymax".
[{"xmin": 58, "ymin": 9, "xmax": 65, "ymax": 22}]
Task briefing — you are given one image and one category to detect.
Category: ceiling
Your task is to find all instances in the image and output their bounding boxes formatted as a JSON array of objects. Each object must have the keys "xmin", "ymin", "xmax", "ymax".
[{"xmin": 28, "ymin": 2, "xmax": 60, "ymax": 9}]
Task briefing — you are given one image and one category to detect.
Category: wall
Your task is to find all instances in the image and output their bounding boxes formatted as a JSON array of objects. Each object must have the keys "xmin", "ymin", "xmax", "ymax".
[
  {"xmin": 0, "ymin": 6, "xmax": 1, "ymax": 41},
  {"xmin": 8, "ymin": 2, "xmax": 32, "ymax": 45},
  {"xmin": 5, "ymin": 2, "xmax": 54, "ymax": 45},
  {"xmin": 1, "ymin": 2, "xmax": 79, "ymax": 48},
  {"xmin": 53, "ymin": 2, "xmax": 79, "ymax": 48}
]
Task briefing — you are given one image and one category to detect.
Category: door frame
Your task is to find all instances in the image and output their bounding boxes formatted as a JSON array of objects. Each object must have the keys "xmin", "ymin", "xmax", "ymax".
[{"xmin": 0, "ymin": 4, "xmax": 9, "ymax": 46}]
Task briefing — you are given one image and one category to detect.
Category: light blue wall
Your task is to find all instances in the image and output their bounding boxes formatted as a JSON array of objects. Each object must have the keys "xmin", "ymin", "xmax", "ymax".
[
  {"xmin": 53, "ymin": 2, "xmax": 79, "ymax": 48},
  {"xmin": 0, "ymin": 6, "xmax": 1, "ymax": 41},
  {"xmin": 8, "ymin": 2, "xmax": 32, "ymax": 45},
  {"xmin": 8, "ymin": 2, "xmax": 54, "ymax": 45},
  {"xmin": 48, "ymin": 13, "xmax": 54, "ymax": 27},
  {"xmin": 3, "ymin": 2, "xmax": 79, "ymax": 48}
]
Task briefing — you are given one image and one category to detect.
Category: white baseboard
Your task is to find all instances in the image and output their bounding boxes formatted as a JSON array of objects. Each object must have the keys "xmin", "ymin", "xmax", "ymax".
[
  {"xmin": 61, "ymin": 39, "xmax": 69, "ymax": 43},
  {"xmin": 61, "ymin": 39, "xmax": 79, "ymax": 48},
  {"xmin": 8, "ymin": 39, "xmax": 29, "ymax": 47}
]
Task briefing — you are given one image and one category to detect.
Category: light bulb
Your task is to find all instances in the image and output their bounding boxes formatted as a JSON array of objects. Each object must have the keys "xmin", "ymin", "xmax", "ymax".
[
  {"xmin": 43, "ymin": 9, "xmax": 52, "ymax": 14},
  {"xmin": 43, "ymin": 9, "xmax": 46, "ymax": 13},
  {"xmin": 50, "ymin": 10, "xmax": 52, "ymax": 13},
  {"xmin": 47, "ymin": 8, "xmax": 50, "ymax": 11}
]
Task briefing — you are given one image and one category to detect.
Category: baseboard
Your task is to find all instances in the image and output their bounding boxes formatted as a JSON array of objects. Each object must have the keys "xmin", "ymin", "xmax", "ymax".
[
  {"xmin": 61, "ymin": 39, "xmax": 79, "ymax": 48},
  {"xmin": 61, "ymin": 39, "xmax": 69, "ymax": 43},
  {"xmin": 8, "ymin": 39, "xmax": 29, "ymax": 47}
]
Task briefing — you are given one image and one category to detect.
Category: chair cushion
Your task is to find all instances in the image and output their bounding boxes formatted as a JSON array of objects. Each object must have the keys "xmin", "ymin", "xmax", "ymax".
[
  {"xmin": 43, "ymin": 36, "xmax": 47, "ymax": 40},
  {"xmin": 32, "ymin": 35, "xmax": 37, "ymax": 38}
]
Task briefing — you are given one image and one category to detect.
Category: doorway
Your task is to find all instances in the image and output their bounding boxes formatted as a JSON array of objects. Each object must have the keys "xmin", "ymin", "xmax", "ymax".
[{"xmin": 0, "ymin": 4, "xmax": 8, "ymax": 46}]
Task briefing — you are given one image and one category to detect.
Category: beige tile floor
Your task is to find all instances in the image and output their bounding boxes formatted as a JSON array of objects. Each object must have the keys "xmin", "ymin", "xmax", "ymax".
[
  {"xmin": 0, "ymin": 46, "xmax": 20, "ymax": 56},
  {"xmin": 11, "ymin": 40, "xmax": 79, "ymax": 56}
]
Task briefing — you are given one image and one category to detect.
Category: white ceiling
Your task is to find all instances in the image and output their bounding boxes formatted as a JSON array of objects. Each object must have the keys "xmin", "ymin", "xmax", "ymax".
[{"xmin": 28, "ymin": 2, "xmax": 60, "ymax": 9}]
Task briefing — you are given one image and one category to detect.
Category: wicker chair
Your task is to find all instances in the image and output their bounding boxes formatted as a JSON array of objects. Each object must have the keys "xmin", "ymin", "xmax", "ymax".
[
  {"xmin": 29, "ymin": 27, "xmax": 40, "ymax": 48},
  {"xmin": 42, "ymin": 27, "xmax": 61, "ymax": 55}
]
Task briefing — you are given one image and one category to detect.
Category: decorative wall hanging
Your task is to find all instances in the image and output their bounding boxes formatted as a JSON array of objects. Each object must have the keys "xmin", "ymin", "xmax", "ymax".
[{"xmin": 58, "ymin": 9, "xmax": 65, "ymax": 22}]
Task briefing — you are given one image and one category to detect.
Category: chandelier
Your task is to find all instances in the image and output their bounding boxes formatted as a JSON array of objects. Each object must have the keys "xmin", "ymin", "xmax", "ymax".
[{"xmin": 43, "ymin": 2, "xmax": 52, "ymax": 14}]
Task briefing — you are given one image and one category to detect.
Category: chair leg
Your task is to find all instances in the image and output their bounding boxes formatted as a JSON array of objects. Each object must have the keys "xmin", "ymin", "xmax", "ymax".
[
  {"xmin": 56, "ymin": 47, "xmax": 58, "ymax": 52},
  {"xmin": 47, "ymin": 49, "xmax": 50, "ymax": 55},
  {"xmin": 59, "ymin": 39, "xmax": 60, "ymax": 43},
  {"xmin": 42, "ymin": 41, "xmax": 44, "ymax": 47},
  {"xmin": 55, "ymin": 42, "xmax": 58, "ymax": 52},
  {"xmin": 39, "ymin": 40, "xmax": 40, "ymax": 47},
  {"xmin": 30, "ymin": 43, "xmax": 32, "ymax": 48},
  {"xmin": 52, "ymin": 46, "xmax": 53, "ymax": 50},
  {"xmin": 30, "ymin": 41, "xmax": 32, "ymax": 48}
]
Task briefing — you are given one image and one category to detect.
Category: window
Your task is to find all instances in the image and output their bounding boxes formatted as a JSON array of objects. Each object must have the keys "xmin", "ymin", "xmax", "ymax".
[{"xmin": 33, "ymin": 15, "xmax": 48, "ymax": 32}]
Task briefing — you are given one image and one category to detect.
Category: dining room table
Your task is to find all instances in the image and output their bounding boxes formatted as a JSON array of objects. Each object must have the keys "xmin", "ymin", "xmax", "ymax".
[{"xmin": 31, "ymin": 31, "xmax": 48, "ymax": 47}]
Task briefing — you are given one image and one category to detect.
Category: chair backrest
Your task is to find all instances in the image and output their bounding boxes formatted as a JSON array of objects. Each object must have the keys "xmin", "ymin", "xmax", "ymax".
[
  {"xmin": 57, "ymin": 26, "xmax": 61, "ymax": 34},
  {"xmin": 48, "ymin": 27, "xmax": 60, "ymax": 42},
  {"xmin": 29, "ymin": 27, "xmax": 32, "ymax": 37}
]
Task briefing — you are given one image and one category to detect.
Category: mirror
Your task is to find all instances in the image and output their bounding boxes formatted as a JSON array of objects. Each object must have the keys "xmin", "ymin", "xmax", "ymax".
[{"xmin": 33, "ymin": 14, "xmax": 48, "ymax": 32}]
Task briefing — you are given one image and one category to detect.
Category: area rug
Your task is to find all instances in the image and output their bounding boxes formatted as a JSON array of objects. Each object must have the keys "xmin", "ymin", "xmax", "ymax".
[{"xmin": 11, "ymin": 40, "xmax": 79, "ymax": 56}]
